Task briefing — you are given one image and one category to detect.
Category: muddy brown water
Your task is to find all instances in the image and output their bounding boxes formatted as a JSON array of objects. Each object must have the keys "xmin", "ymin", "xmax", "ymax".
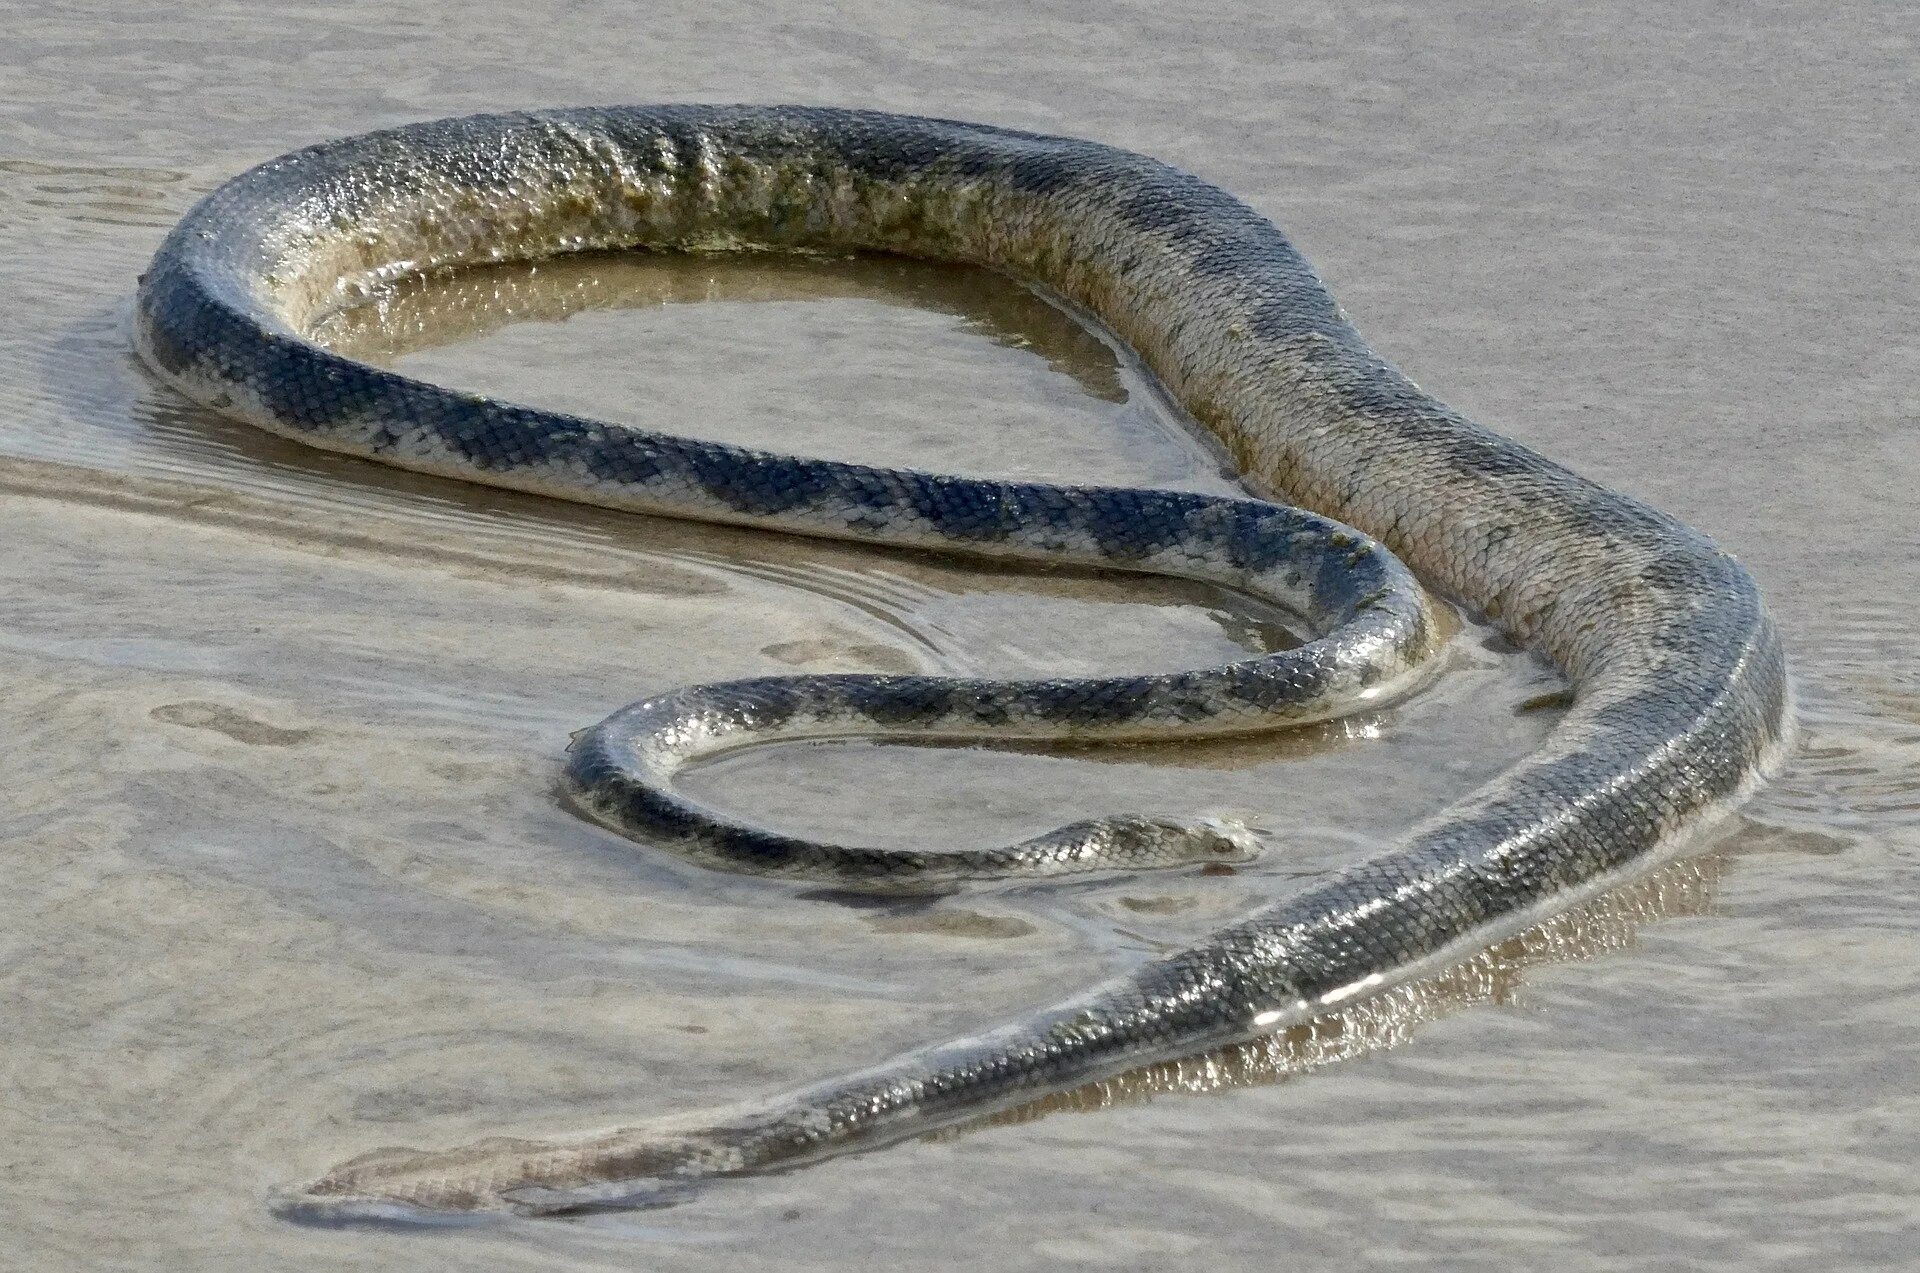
[{"xmin": 2, "ymin": 3, "xmax": 1915, "ymax": 1269}]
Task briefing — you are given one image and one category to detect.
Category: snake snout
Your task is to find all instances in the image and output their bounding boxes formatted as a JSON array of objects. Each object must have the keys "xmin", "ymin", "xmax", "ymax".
[{"xmin": 1190, "ymin": 816, "xmax": 1265, "ymax": 863}]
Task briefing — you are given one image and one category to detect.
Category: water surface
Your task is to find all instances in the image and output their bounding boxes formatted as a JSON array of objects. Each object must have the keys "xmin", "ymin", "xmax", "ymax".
[{"xmin": 1, "ymin": 2, "xmax": 1914, "ymax": 1269}]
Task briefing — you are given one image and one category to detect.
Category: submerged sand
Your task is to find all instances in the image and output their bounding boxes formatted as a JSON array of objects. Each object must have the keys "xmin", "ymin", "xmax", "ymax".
[{"xmin": 1, "ymin": 2, "xmax": 1914, "ymax": 1269}]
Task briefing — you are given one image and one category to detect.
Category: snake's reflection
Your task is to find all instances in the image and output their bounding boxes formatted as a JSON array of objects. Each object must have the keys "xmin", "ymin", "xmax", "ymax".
[{"xmin": 314, "ymin": 248, "xmax": 1128, "ymax": 403}]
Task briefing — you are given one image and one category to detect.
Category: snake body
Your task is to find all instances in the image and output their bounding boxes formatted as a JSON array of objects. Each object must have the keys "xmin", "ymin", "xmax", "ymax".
[{"xmin": 132, "ymin": 107, "xmax": 1790, "ymax": 1220}]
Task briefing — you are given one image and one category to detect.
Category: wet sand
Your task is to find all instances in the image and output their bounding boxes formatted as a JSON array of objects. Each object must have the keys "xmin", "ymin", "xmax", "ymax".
[{"xmin": 2, "ymin": 2, "xmax": 1915, "ymax": 1269}]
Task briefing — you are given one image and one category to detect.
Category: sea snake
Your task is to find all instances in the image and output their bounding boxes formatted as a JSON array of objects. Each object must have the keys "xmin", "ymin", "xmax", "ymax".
[{"xmin": 132, "ymin": 106, "xmax": 1791, "ymax": 1221}]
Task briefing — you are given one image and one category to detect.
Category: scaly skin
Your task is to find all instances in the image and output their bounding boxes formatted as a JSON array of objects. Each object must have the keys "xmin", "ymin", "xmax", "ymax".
[{"xmin": 131, "ymin": 106, "xmax": 1790, "ymax": 1221}]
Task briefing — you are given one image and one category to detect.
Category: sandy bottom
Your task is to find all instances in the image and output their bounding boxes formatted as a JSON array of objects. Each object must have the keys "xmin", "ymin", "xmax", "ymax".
[{"xmin": 1, "ymin": 2, "xmax": 1914, "ymax": 1269}]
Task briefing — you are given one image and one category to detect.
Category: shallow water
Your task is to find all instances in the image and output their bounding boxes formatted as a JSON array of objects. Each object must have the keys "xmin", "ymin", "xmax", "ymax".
[{"xmin": 3, "ymin": 2, "xmax": 1916, "ymax": 1269}]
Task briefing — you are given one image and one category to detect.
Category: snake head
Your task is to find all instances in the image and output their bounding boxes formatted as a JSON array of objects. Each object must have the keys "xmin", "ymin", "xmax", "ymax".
[{"xmin": 1042, "ymin": 813, "xmax": 1264, "ymax": 870}]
